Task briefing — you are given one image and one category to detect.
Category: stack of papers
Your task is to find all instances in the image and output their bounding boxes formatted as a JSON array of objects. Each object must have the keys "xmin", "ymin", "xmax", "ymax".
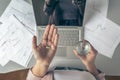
[
  {"xmin": 1, "ymin": 0, "xmax": 36, "ymax": 35},
  {"xmin": 85, "ymin": 11, "xmax": 120, "ymax": 58},
  {"xmin": 84, "ymin": 0, "xmax": 120, "ymax": 58},
  {"xmin": 0, "ymin": 0, "xmax": 36, "ymax": 67}
]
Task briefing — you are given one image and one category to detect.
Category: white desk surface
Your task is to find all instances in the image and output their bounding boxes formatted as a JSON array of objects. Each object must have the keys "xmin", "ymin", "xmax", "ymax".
[{"xmin": 0, "ymin": 0, "xmax": 120, "ymax": 76}]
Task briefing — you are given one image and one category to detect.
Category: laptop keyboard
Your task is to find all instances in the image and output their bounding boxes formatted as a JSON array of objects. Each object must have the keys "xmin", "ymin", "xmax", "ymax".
[{"xmin": 37, "ymin": 28, "xmax": 80, "ymax": 46}]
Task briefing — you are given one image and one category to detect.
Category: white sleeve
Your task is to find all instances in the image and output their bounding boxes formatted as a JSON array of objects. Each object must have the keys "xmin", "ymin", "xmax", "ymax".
[
  {"xmin": 26, "ymin": 70, "xmax": 41, "ymax": 80},
  {"xmin": 96, "ymin": 73, "xmax": 106, "ymax": 80}
]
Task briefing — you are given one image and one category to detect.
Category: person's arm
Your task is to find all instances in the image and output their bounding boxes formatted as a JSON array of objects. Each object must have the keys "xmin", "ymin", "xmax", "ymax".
[
  {"xmin": 85, "ymin": 64, "xmax": 99, "ymax": 76},
  {"xmin": 84, "ymin": 64, "xmax": 105, "ymax": 80},
  {"xmin": 26, "ymin": 25, "xmax": 59, "ymax": 80},
  {"xmin": 73, "ymin": 42, "xmax": 105, "ymax": 80},
  {"xmin": 43, "ymin": 0, "xmax": 58, "ymax": 15},
  {"xmin": 26, "ymin": 69, "xmax": 42, "ymax": 80}
]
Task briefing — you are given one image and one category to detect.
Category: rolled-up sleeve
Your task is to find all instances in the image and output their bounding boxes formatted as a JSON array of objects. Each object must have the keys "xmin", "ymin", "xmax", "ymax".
[
  {"xmin": 26, "ymin": 70, "xmax": 41, "ymax": 80},
  {"xmin": 97, "ymin": 73, "xmax": 106, "ymax": 80}
]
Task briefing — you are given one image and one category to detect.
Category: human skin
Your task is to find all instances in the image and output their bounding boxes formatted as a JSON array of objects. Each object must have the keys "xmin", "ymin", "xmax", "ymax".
[
  {"xmin": 73, "ymin": 44, "xmax": 99, "ymax": 76},
  {"xmin": 32, "ymin": 24, "xmax": 59, "ymax": 77},
  {"xmin": 31, "ymin": 24, "xmax": 99, "ymax": 77}
]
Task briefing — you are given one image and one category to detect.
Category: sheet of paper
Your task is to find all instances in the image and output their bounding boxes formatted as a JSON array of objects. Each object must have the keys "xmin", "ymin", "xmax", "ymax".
[
  {"xmin": 0, "ymin": 18, "xmax": 3, "ymax": 38},
  {"xmin": 10, "ymin": 15, "xmax": 33, "ymax": 67},
  {"xmin": 84, "ymin": 10, "xmax": 106, "ymax": 31},
  {"xmin": 1, "ymin": 0, "xmax": 36, "ymax": 35},
  {"xmin": 11, "ymin": 44, "xmax": 33, "ymax": 67},
  {"xmin": 0, "ymin": 19, "xmax": 3, "ymax": 25},
  {"xmin": 83, "ymin": 0, "xmax": 109, "ymax": 25},
  {"xmin": 0, "ymin": 15, "xmax": 33, "ymax": 66},
  {"xmin": 84, "ymin": 12, "xmax": 120, "ymax": 58},
  {"xmin": 92, "ymin": 0, "xmax": 109, "ymax": 16},
  {"xmin": 11, "ymin": 41, "xmax": 33, "ymax": 67},
  {"xmin": 84, "ymin": 0, "xmax": 109, "ymax": 16}
]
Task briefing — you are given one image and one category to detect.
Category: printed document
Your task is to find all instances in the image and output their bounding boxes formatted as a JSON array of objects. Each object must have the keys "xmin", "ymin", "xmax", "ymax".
[
  {"xmin": 1, "ymin": 0, "xmax": 36, "ymax": 34},
  {"xmin": 84, "ymin": 0, "xmax": 109, "ymax": 17},
  {"xmin": 84, "ymin": 11, "xmax": 120, "ymax": 58},
  {"xmin": 0, "ymin": 15, "xmax": 33, "ymax": 66}
]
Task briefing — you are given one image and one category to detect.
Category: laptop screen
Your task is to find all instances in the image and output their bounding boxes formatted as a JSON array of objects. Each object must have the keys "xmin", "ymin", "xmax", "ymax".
[{"xmin": 32, "ymin": 0, "xmax": 86, "ymax": 27}]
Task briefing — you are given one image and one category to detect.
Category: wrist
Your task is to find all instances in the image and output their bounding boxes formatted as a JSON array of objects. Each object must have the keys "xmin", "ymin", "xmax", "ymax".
[
  {"xmin": 85, "ymin": 63, "xmax": 95, "ymax": 69},
  {"xmin": 85, "ymin": 64, "xmax": 99, "ymax": 76},
  {"xmin": 36, "ymin": 60, "xmax": 50, "ymax": 66},
  {"xmin": 36, "ymin": 61, "xmax": 50, "ymax": 70},
  {"xmin": 32, "ymin": 61, "xmax": 49, "ymax": 77}
]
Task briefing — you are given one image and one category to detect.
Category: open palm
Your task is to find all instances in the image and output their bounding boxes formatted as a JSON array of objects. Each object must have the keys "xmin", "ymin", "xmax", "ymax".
[{"xmin": 32, "ymin": 25, "xmax": 59, "ymax": 66}]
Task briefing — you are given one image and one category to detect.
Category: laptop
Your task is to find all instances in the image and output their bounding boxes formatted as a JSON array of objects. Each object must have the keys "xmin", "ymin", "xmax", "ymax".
[{"xmin": 32, "ymin": 0, "xmax": 86, "ymax": 46}]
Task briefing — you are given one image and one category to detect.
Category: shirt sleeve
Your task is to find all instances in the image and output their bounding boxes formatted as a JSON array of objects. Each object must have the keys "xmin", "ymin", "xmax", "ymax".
[
  {"xmin": 97, "ymin": 73, "xmax": 106, "ymax": 80},
  {"xmin": 26, "ymin": 70, "xmax": 41, "ymax": 80}
]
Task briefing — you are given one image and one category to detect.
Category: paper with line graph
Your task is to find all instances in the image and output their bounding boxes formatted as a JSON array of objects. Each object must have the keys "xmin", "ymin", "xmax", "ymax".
[{"xmin": 84, "ymin": 11, "xmax": 120, "ymax": 58}]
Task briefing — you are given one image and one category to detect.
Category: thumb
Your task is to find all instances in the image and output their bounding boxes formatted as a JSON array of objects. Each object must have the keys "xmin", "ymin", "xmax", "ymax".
[{"xmin": 32, "ymin": 36, "xmax": 37, "ymax": 50}]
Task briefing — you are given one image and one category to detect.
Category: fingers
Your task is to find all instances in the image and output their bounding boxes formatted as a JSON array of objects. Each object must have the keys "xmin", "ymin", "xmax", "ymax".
[
  {"xmin": 87, "ymin": 42, "xmax": 98, "ymax": 55},
  {"xmin": 52, "ymin": 27, "xmax": 57, "ymax": 42},
  {"xmin": 42, "ymin": 24, "xmax": 57, "ymax": 46},
  {"xmin": 48, "ymin": 29, "xmax": 59, "ymax": 58},
  {"xmin": 83, "ymin": 40, "xmax": 98, "ymax": 55},
  {"xmin": 91, "ymin": 45, "xmax": 98, "ymax": 53},
  {"xmin": 73, "ymin": 49, "xmax": 85, "ymax": 60},
  {"xmin": 53, "ymin": 34, "xmax": 59, "ymax": 48},
  {"xmin": 42, "ymin": 25, "xmax": 52, "ymax": 46},
  {"xmin": 46, "ymin": 24, "xmax": 58, "ymax": 46},
  {"xmin": 48, "ymin": 31, "xmax": 59, "ymax": 51},
  {"xmin": 42, "ymin": 24, "xmax": 59, "ymax": 51},
  {"xmin": 32, "ymin": 36, "xmax": 37, "ymax": 50},
  {"xmin": 48, "ymin": 24, "xmax": 55, "ymax": 41},
  {"xmin": 47, "ymin": 36, "xmax": 58, "ymax": 59},
  {"xmin": 43, "ymin": 25, "xmax": 51, "ymax": 40}
]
